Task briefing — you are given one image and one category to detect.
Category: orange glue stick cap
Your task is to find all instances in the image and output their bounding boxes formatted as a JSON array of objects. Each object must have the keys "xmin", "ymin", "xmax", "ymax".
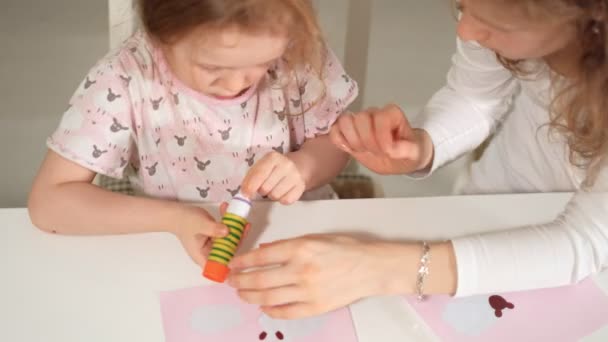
[{"xmin": 203, "ymin": 260, "xmax": 230, "ymax": 283}]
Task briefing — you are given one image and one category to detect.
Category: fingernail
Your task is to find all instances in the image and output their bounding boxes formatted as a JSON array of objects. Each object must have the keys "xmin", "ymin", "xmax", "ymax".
[{"xmin": 340, "ymin": 144, "xmax": 352, "ymax": 152}]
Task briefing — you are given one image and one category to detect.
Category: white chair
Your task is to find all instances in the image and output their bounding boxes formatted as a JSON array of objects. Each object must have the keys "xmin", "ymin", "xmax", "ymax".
[{"xmin": 108, "ymin": 0, "xmax": 138, "ymax": 50}]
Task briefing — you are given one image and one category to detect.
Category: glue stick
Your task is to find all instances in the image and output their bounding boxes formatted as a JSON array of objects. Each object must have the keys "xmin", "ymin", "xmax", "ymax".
[{"xmin": 203, "ymin": 193, "xmax": 251, "ymax": 283}]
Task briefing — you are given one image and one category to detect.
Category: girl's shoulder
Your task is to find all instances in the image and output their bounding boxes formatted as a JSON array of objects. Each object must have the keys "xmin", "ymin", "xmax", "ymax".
[{"xmin": 90, "ymin": 30, "xmax": 160, "ymax": 84}]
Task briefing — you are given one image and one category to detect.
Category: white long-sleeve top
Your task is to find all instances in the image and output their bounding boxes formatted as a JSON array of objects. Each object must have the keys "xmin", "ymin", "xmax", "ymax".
[{"xmin": 417, "ymin": 38, "xmax": 608, "ymax": 297}]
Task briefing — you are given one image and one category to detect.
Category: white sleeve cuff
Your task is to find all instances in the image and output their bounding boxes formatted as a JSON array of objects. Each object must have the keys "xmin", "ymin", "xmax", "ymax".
[{"xmin": 451, "ymin": 236, "xmax": 480, "ymax": 297}]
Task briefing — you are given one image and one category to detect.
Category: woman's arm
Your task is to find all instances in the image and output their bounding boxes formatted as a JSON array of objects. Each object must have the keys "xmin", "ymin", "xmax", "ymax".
[
  {"xmin": 228, "ymin": 168, "xmax": 608, "ymax": 318},
  {"xmin": 330, "ymin": 39, "xmax": 518, "ymax": 177},
  {"xmin": 416, "ymin": 38, "xmax": 519, "ymax": 174}
]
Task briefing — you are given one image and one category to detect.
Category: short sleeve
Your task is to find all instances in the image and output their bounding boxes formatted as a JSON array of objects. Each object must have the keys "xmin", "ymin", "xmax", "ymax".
[
  {"xmin": 47, "ymin": 57, "xmax": 135, "ymax": 178},
  {"xmin": 284, "ymin": 48, "xmax": 359, "ymax": 139}
]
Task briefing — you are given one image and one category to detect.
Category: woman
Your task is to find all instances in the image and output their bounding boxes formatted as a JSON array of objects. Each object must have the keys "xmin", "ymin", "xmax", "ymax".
[{"xmin": 227, "ymin": 0, "xmax": 608, "ymax": 319}]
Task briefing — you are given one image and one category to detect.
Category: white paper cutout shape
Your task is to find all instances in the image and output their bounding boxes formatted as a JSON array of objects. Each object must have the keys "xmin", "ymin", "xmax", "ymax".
[
  {"xmin": 190, "ymin": 304, "xmax": 243, "ymax": 334},
  {"xmin": 442, "ymin": 295, "xmax": 498, "ymax": 336}
]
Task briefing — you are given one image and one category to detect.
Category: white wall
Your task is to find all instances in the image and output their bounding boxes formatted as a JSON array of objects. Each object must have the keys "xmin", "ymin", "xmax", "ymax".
[
  {"xmin": 318, "ymin": 0, "xmax": 456, "ymax": 114},
  {"xmin": 0, "ymin": 0, "xmax": 108, "ymax": 207},
  {"xmin": 0, "ymin": 0, "xmax": 458, "ymax": 207}
]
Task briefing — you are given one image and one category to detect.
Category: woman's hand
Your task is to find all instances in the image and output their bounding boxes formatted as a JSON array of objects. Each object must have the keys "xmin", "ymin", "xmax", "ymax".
[
  {"xmin": 227, "ymin": 234, "xmax": 417, "ymax": 319},
  {"xmin": 330, "ymin": 104, "xmax": 434, "ymax": 175}
]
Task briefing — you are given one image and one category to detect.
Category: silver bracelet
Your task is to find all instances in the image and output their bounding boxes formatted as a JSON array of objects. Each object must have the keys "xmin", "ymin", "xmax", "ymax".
[{"xmin": 416, "ymin": 241, "xmax": 431, "ymax": 301}]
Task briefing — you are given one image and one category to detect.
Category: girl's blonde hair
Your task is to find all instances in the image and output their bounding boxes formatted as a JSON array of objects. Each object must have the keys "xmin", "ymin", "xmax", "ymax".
[{"xmin": 137, "ymin": 0, "xmax": 326, "ymax": 78}]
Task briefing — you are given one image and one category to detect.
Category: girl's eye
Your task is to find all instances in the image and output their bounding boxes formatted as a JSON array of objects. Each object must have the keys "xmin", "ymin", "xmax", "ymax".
[
  {"xmin": 455, "ymin": 1, "xmax": 464, "ymax": 12},
  {"xmin": 264, "ymin": 60, "xmax": 277, "ymax": 68},
  {"xmin": 200, "ymin": 64, "xmax": 221, "ymax": 72}
]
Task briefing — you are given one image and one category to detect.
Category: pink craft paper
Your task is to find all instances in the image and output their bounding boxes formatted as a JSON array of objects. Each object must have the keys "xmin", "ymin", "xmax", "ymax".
[
  {"xmin": 405, "ymin": 278, "xmax": 608, "ymax": 342},
  {"xmin": 159, "ymin": 284, "xmax": 358, "ymax": 342}
]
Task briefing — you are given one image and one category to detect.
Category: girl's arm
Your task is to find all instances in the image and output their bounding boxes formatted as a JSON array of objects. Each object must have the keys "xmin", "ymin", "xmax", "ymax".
[
  {"xmin": 28, "ymin": 150, "xmax": 224, "ymax": 237},
  {"xmin": 287, "ymin": 134, "xmax": 350, "ymax": 191}
]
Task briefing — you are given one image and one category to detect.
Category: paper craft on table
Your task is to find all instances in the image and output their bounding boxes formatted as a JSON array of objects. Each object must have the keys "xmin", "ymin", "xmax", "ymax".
[
  {"xmin": 405, "ymin": 278, "xmax": 608, "ymax": 342},
  {"xmin": 159, "ymin": 284, "xmax": 359, "ymax": 342}
]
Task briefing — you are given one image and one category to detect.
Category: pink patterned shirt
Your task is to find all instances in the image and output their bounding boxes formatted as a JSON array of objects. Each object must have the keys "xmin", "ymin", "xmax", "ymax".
[{"xmin": 48, "ymin": 31, "xmax": 358, "ymax": 202}]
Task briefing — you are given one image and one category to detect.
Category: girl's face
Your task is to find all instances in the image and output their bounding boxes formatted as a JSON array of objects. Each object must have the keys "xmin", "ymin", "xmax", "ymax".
[
  {"xmin": 456, "ymin": 0, "xmax": 578, "ymax": 61},
  {"xmin": 162, "ymin": 26, "xmax": 289, "ymax": 99}
]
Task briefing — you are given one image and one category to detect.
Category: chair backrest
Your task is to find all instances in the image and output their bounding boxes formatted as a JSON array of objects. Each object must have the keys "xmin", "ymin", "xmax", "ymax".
[{"xmin": 108, "ymin": 0, "xmax": 137, "ymax": 49}]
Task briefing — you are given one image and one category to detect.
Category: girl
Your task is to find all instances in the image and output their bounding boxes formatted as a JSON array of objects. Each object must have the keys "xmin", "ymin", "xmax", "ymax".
[
  {"xmin": 227, "ymin": 0, "xmax": 608, "ymax": 319},
  {"xmin": 28, "ymin": 0, "xmax": 358, "ymax": 267}
]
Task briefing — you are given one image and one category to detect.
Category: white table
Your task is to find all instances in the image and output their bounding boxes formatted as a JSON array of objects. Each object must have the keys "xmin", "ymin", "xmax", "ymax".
[{"xmin": 2, "ymin": 193, "xmax": 608, "ymax": 341}]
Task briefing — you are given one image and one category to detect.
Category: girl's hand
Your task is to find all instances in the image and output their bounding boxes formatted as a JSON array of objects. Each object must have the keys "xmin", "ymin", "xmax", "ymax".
[
  {"xmin": 241, "ymin": 152, "xmax": 306, "ymax": 205},
  {"xmin": 173, "ymin": 204, "xmax": 230, "ymax": 267},
  {"xmin": 174, "ymin": 203, "xmax": 252, "ymax": 267}
]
